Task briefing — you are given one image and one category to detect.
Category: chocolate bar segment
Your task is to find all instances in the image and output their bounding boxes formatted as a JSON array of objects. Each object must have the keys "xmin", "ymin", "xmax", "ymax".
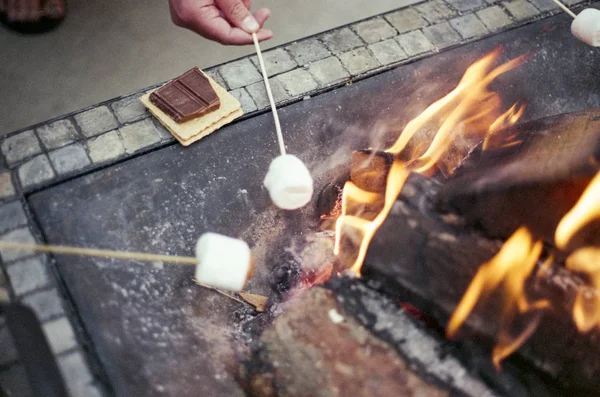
[{"xmin": 150, "ymin": 67, "xmax": 221, "ymax": 123}]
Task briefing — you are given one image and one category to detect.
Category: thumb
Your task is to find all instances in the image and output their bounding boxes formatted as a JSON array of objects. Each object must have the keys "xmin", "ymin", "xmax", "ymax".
[{"xmin": 215, "ymin": 0, "xmax": 259, "ymax": 33}]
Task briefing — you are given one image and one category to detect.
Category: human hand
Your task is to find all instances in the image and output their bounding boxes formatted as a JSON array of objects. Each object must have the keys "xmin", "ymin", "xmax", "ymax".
[{"xmin": 169, "ymin": 0, "xmax": 273, "ymax": 45}]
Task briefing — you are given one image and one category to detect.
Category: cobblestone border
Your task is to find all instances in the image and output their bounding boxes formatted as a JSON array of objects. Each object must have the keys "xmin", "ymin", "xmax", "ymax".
[{"xmin": 0, "ymin": 0, "xmax": 591, "ymax": 394}]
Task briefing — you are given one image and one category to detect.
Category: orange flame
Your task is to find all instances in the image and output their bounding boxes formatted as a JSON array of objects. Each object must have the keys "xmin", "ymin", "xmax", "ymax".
[
  {"xmin": 446, "ymin": 227, "xmax": 550, "ymax": 368},
  {"xmin": 448, "ymin": 172, "xmax": 600, "ymax": 366},
  {"xmin": 483, "ymin": 103, "xmax": 526, "ymax": 150},
  {"xmin": 555, "ymin": 171, "xmax": 600, "ymax": 249},
  {"xmin": 566, "ymin": 247, "xmax": 600, "ymax": 332},
  {"xmin": 334, "ymin": 49, "xmax": 526, "ymax": 276}
]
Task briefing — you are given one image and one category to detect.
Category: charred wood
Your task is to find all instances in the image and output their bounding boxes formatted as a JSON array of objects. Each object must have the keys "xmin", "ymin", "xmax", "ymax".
[
  {"xmin": 435, "ymin": 110, "xmax": 600, "ymax": 251},
  {"xmin": 364, "ymin": 172, "xmax": 600, "ymax": 395}
]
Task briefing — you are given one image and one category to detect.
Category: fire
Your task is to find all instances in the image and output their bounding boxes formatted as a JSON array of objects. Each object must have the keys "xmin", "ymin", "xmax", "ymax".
[
  {"xmin": 555, "ymin": 171, "xmax": 600, "ymax": 249},
  {"xmin": 446, "ymin": 227, "xmax": 549, "ymax": 368},
  {"xmin": 334, "ymin": 49, "xmax": 526, "ymax": 275},
  {"xmin": 449, "ymin": 172, "xmax": 600, "ymax": 366},
  {"xmin": 483, "ymin": 103, "xmax": 526, "ymax": 150},
  {"xmin": 566, "ymin": 247, "xmax": 600, "ymax": 332}
]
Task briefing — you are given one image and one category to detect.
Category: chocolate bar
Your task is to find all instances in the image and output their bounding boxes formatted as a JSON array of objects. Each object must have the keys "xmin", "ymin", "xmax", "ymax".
[{"xmin": 149, "ymin": 67, "xmax": 221, "ymax": 123}]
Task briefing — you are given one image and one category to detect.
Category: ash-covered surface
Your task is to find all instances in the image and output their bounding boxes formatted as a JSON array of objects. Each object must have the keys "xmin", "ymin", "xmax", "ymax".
[
  {"xmin": 28, "ymin": 9, "xmax": 600, "ymax": 396},
  {"xmin": 328, "ymin": 277, "xmax": 565, "ymax": 397},
  {"xmin": 243, "ymin": 285, "xmax": 452, "ymax": 397}
]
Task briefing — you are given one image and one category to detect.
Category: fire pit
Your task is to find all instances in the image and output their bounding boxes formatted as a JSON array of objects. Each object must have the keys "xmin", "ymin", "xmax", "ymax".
[{"xmin": 1, "ymin": 2, "xmax": 600, "ymax": 396}]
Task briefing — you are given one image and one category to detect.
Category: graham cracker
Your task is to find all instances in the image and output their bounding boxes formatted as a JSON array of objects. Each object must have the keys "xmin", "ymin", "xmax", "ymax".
[{"xmin": 140, "ymin": 72, "xmax": 243, "ymax": 147}]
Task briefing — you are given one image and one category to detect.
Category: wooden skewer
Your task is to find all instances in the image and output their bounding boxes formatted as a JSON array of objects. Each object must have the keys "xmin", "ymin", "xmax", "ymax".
[
  {"xmin": 252, "ymin": 32, "xmax": 287, "ymax": 156},
  {"xmin": 0, "ymin": 242, "xmax": 197, "ymax": 265},
  {"xmin": 551, "ymin": 0, "xmax": 577, "ymax": 18}
]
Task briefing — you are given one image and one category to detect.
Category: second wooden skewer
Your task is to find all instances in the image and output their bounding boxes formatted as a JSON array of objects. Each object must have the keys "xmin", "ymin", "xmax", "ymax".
[{"xmin": 252, "ymin": 32, "xmax": 286, "ymax": 156}]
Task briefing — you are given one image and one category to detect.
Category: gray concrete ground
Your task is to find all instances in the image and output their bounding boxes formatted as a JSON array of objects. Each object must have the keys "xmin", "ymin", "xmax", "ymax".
[{"xmin": 0, "ymin": 0, "xmax": 416, "ymax": 136}]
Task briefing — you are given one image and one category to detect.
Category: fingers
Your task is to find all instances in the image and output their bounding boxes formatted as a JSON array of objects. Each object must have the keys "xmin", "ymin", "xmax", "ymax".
[
  {"xmin": 253, "ymin": 8, "xmax": 270, "ymax": 28},
  {"xmin": 217, "ymin": 26, "xmax": 273, "ymax": 45},
  {"xmin": 168, "ymin": 0, "xmax": 272, "ymax": 45},
  {"xmin": 214, "ymin": 0, "xmax": 258, "ymax": 33}
]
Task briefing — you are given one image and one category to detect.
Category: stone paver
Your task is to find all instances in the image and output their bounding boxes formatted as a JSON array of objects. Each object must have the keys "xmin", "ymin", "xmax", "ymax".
[
  {"xmin": 285, "ymin": 38, "xmax": 331, "ymax": 65},
  {"xmin": 384, "ymin": 8, "xmax": 428, "ymax": 34},
  {"xmin": 36, "ymin": 119, "xmax": 79, "ymax": 150},
  {"xmin": 74, "ymin": 106, "xmax": 119, "ymax": 138},
  {"xmin": 320, "ymin": 27, "xmax": 364, "ymax": 54},
  {"xmin": 49, "ymin": 143, "xmax": 91, "ymax": 175},
  {"xmin": 307, "ymin": 57, "xmax": 350, "ymax": 86},
  {"xmin": 339, "ymin": 47, "xmax": 380, "ymax": 76},
  {"xmin": 119, "ymin": 119, "xmax": 162, "ymax": 154},
  {"xmin": 151, "ymin": 120, "xmax": 175, "ymax": 142},
  {"xmin": 276, "ymin": 69, "xmax": 319, "ymax": 97},
  {"xmin": 230, "ymin": 88, "xmax": 258, "ymax": 113},
  {"xmin": 111, "ymin": 94, "xmax": 148, "ymax": 124},
  {"xmin": 43, "ymin": 317, "xmax": 77, "ymax": 354},
  {"xmin": 87, "ymin": 130, "xmax": 125, "ymax": 164},
  {"xmin": 450, "ymin": 14, "xmax": 489, "ymax": 38},
  {"xmin": 0, "ymin": 365, "xmax": 34, "ymax": 397},
  {"xmin": 18, "ymin": 154, "xmax": 55, "ymax": 189},
  {"xmin": 368, "ymin": 39, "xmax": 409, "ymax": 65},
  {"xmin": 205, "ymin": 68, "xmax": 228, "ymax": 89},
  {"xmin": 22, "ymin": 288, "xmax": 64, "ymax": 321},
  {"xmin": 5, "ymin": 256, "xmax": 51, "ymax": 296},
  {"xmin": 219, "ymin": 58, "xmax": 262, "ymax": 90},
  {"xmin": 0, "ymin": 201, "xmax": 27, "ymax": 234},
  {"xmin": 446, "ymin": 0, "xmax": 487, "ymax": 11},
  {"xmin": 502, "ymin": 0, "xmax": 540, "ymax": 20},
  {"xmin": 0, "ymin": 326, "xmax": 18, "ymax": 366},
  {"xmin": 1, "ymin": 130, "xmax": 42, "ymax": 166},
  {"xmin": 396, "ymin": 30, "xmax": 436, "ymax": 56},
  {"xmin": 476, "ymin": 6, "xmax": 514, "ymax": 30},
  {"xmin": 423, "ymin": 22, "xmax": 463, "ymax": 49},
  {"xmin": 0, "ymin": 172, "xmax": 15, "ymax": 199},
  {"xmin": 415, "ymin": 0, "xmax": 458, "ymax": 23},
  {"xmin": 250, "ymin": 48, "xmax": 297, "ymax": 76},
  {"xmin": 0, "ymin": 228, "xmax": 36, "ymax": 263},
  {"xmin": 352, "ymin": 18, "xmax": 397, "ymax": 44},
  {"xmin": 246, "ymin": 79, "xmax": 291, "ymax": 109},
  {"xmin": 58, "ymin": 351, "xmax": 94, "ymax": 397},
  {"xmin": 528, "ymin": 0, "xmax": 558, "ymax": 11}
]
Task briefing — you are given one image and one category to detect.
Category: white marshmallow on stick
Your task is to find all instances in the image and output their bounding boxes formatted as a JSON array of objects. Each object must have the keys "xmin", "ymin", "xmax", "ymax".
[
  {"xmin": 264, "ymin": 154, "xmax": 314, "ymax": 210},
  {"xmin": 551, "ymin": 0, "xmax": 600, "ymax": 46},
  {"xmin": 571, "ymin": 8, "xmax": 600, "ymax": 46},
  {"xmin": 195, "ymin": 233, "xmax": 254, "ymax": 292},
  {"xmin": 252, "ymin": 33, "xmax": 314, "ymax": 210}
]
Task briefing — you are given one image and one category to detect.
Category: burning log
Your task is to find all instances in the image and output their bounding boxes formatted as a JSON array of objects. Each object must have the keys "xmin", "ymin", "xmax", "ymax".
[
  {"xmin": 435, "ymin": 109, "xmax": 600, "ymax": 252},
  {"xmin": 350, "ymin": 150, "xmax": 393, "ymax": 193},
  {"xmin": 363, "ymin": 172, "xmax": 600, "ymax": 395},
  {"xmin": 241, "ymin": 287, "xmax": 451, "ymax": 397}
]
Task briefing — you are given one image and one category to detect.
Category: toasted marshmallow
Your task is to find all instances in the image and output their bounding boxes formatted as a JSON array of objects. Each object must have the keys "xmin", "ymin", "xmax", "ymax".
[
  {"xmin": 264, "ymin": 154, "xmax": 314, "ymax": 210},
  {"xmin": 195, "ymin": 233, "xmax": 253, "ymax": 291},
  {"xmin": 571, "ymin": 8, "xmax": 600, "ymax": 46}
]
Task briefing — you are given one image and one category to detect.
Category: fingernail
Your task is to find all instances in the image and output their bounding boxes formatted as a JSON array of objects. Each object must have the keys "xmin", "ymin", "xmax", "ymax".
[{"xmin": 242, "ymin": 15, "xmax": 260, "ymax": 33}]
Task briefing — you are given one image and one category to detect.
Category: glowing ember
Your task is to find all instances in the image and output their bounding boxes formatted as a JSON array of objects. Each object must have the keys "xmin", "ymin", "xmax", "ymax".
[
  {"xmin": 334, "ymin": 49, "xmax": 526, "ymax": 276},
  {"xmin": 446, "ymin": 227, "xmax": 549, "ymax": 368},
  {"xmin": 555, "ymin": 171, "xmax": 600, "ymax": 249}
]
